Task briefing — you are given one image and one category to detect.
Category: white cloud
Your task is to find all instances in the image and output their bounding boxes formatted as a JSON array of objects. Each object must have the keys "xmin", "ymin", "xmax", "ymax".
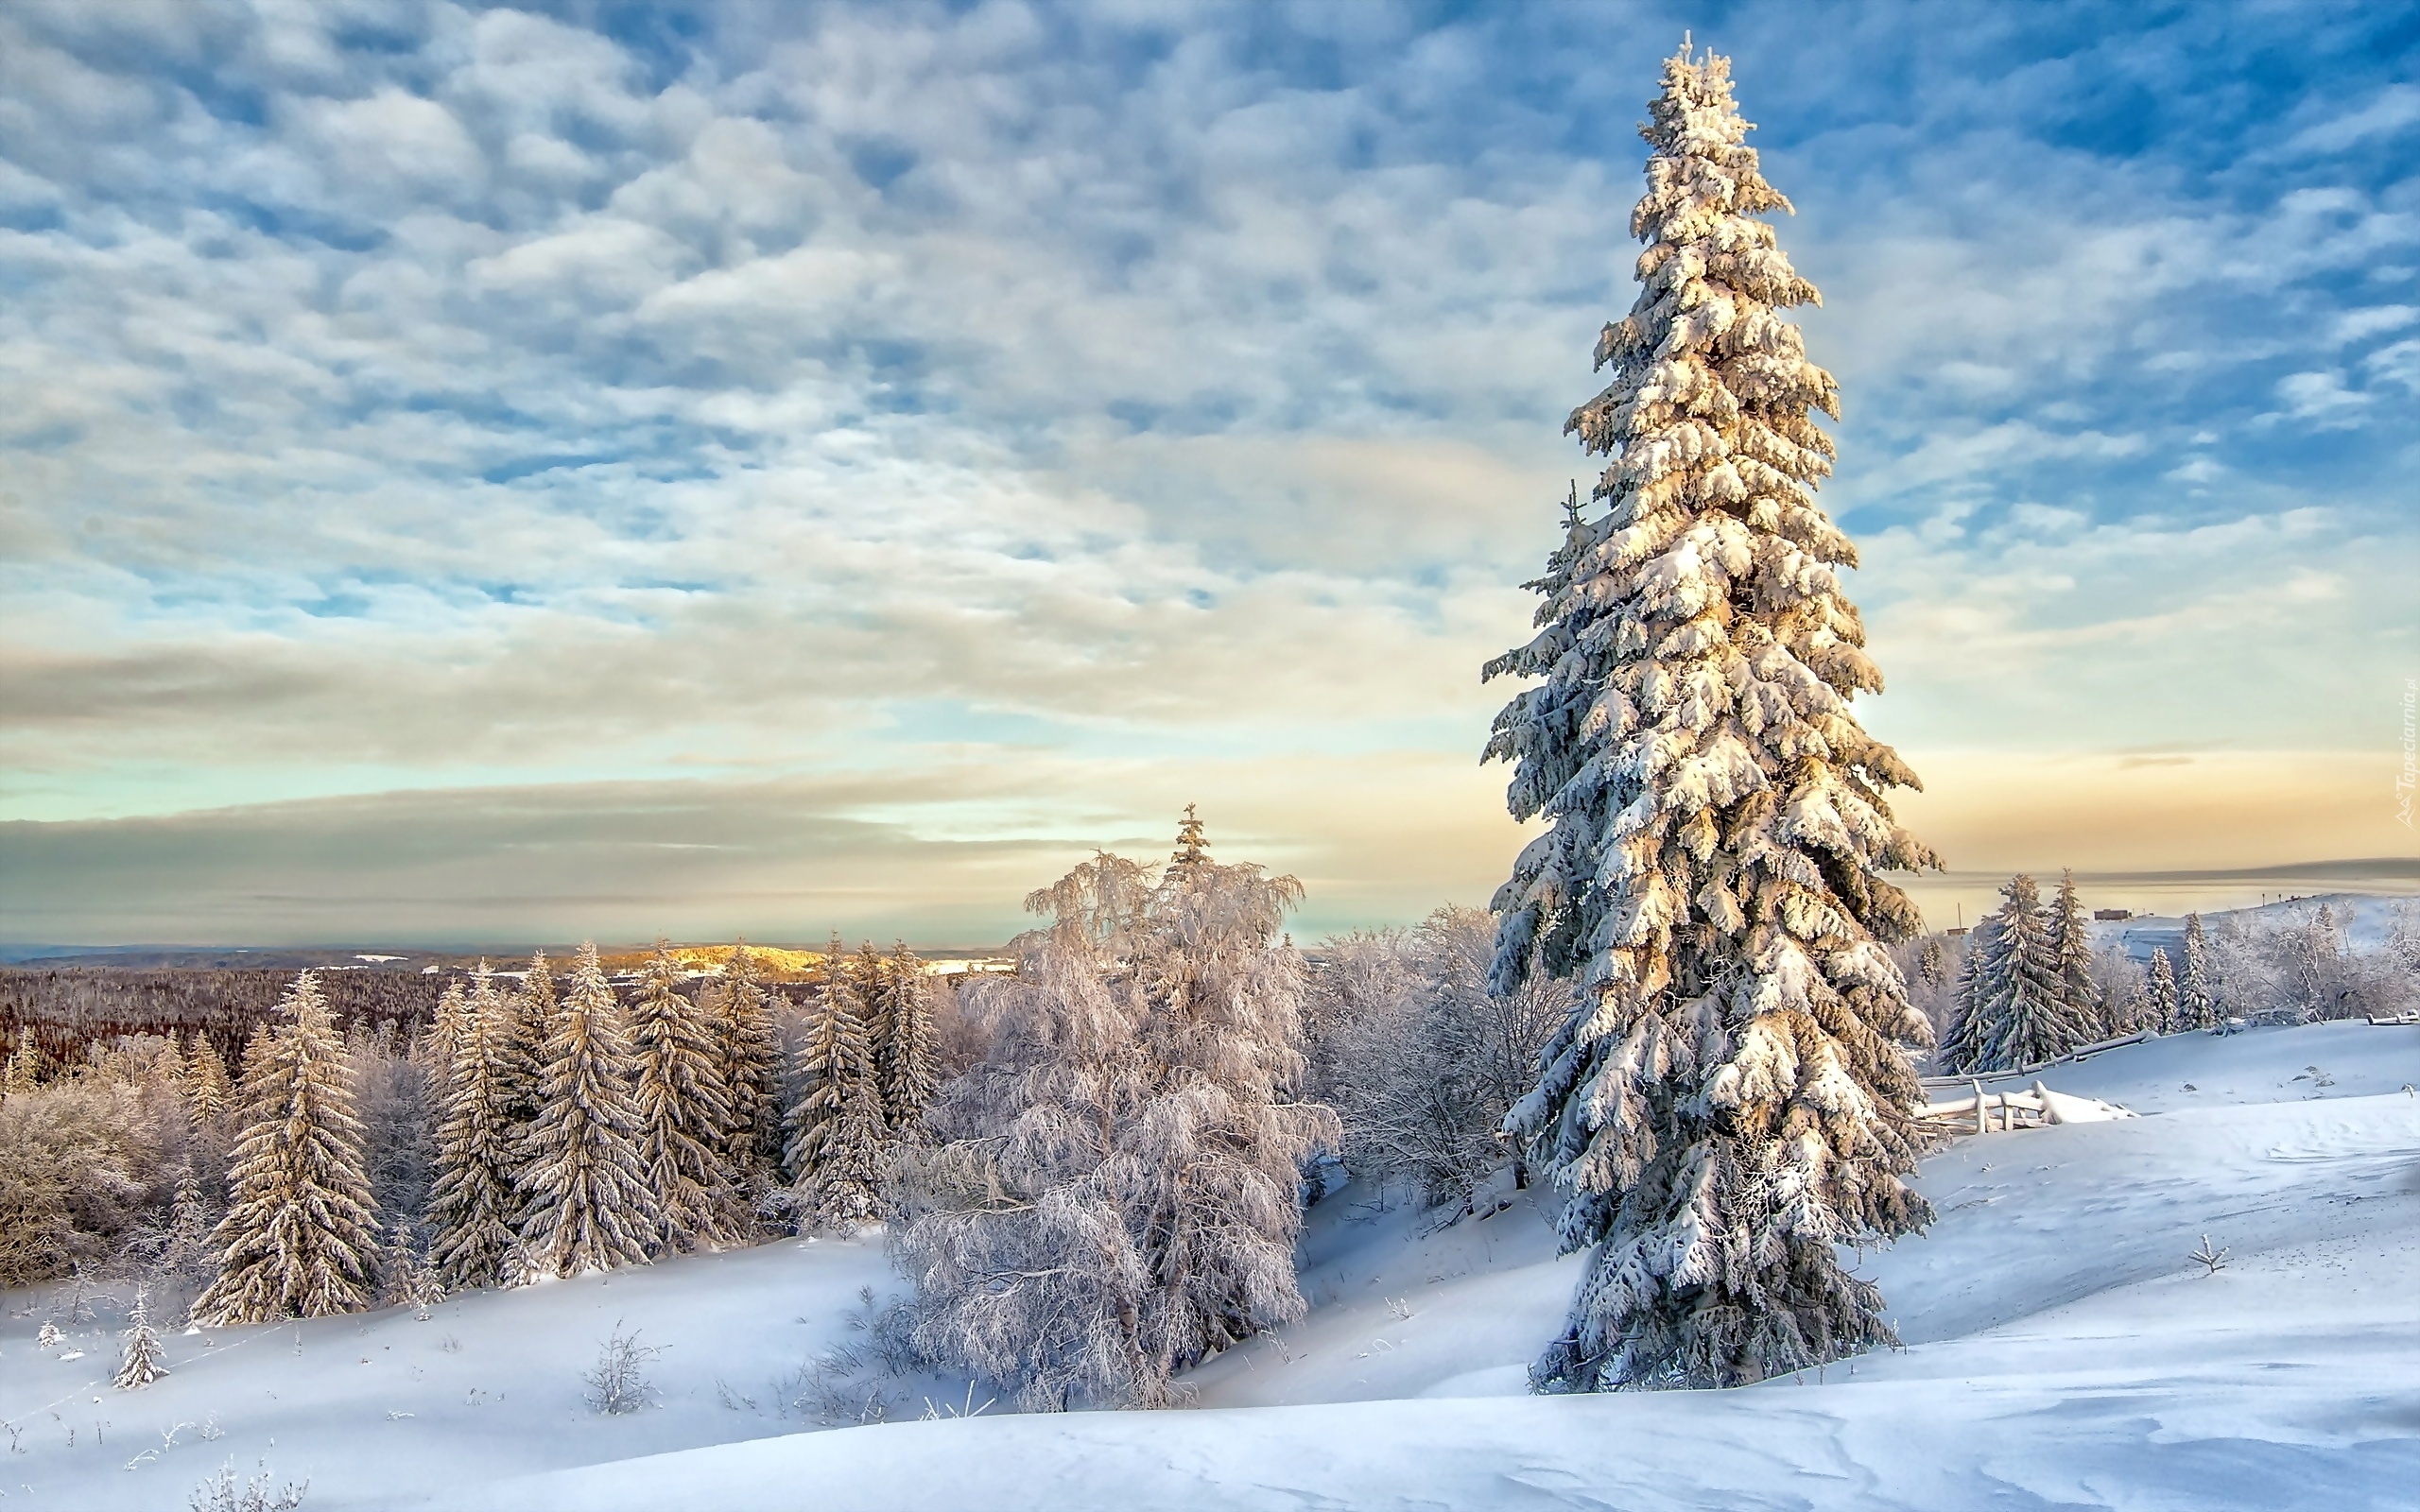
[
  {"xmin": 0, "ymin": 0, "xmax": 2411, "ymax": 936},
  {"xmin": 2284, "ymin": 83, "xmax": 2420, "ymax": 156}
]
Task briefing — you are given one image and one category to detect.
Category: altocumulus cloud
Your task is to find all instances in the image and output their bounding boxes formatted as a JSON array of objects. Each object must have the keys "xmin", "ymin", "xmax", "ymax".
[{"xmin": 0, "ymin": 0, "xmax": 2413, "ymax": 943}]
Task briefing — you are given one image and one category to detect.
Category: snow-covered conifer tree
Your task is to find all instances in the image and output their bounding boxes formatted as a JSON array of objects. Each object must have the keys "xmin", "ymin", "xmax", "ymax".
[
  {"xmin": 2, "ymin": 1036, "xmax": 42, "ymax": 1096},
  {"xmin": 783, "ymin": 949, "xmax": 887, "ymax": 1230},
  {"xmin": 1916, "ymin": 936, "xmax": 1947, "ymax": 990},
  {"xmin": 629, "ymin": 943, "xmax": 734, "ymax": 1253},
  {"xmin": 2048, "ymin": 871, "xmax": 2103, "ymax": 1038},
  {"xmin": 848, "ymin": 938, "xmax": 890, "ymax": 1053},
  {"xmin": 1171, "ymin": 802, "xmax": 1211, "ymax": 869},
  {"xmin": 427, "ymin": 970, "xmax": 525, "ymax": 1290},
  {"xmin": 876, "ymin": 941, "xmax": 940, "ymax": 1140},
  {"xmin": 512, "ymin": 944, "xmax": 656, "ymax": 1280},
  {"xmin": 708, "ymin": 942, "xmax": 781, "ymax": 1187},
  {"xmin": 2177, "ymin": 913, "xmax": 2219, "ymax": 1030},
  {"xmin": 154, "ymin": 1163, "xmax": 221, "ymax": 1293},
  {"xmin": 382, "ymin": 1219, "xmax": 443, "ymax": 1314},
  {"xmin": 1941, "ymin": 876, "xmax": 2083, "ymax": 1073},
  {"xmin": 896, "ymin": 834, "xmax": 1338, "ymax": 1410},
  {"xmin": 2146, "ymin": 948, "xmax": 2180, "ymax": 1035},
  {"xmin": 185, "ymin": 1036, "xmax": 232, "ymax": 1126},
  {"xmin": 498, "ymin": 954, "xmax": 555, "ymax": 1161},
  {"xmin": 425, "ymin": 981, "xmax": 470, "ymax": 1101},
  {"xmin": 1485, "ymin": 43, "xmax": 1937, "ymax": 1392},
  {"xmin": 113, "ymin": 1288, "xmax": 168, "ymax": 1389},
  {"xmin": 191, "ymin": 973, "xmax": 381, "ymax": 1325}
]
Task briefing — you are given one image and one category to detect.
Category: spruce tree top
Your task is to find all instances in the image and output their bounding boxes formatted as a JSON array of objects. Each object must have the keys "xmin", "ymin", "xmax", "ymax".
[
  {"xmin": 1487, "ymin": 41, "xmax": 1935, "ymax": 1002},
  {"xmin": 1172, "ymin": 804, "xmax": 1211, "ymax": 869}
]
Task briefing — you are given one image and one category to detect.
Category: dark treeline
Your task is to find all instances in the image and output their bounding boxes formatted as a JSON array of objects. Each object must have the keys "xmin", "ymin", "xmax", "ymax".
[
  {"xmin": 0, "ymin": 968, "xmax": 462, "ymax": 1069},
  {"xmin": 0, "ymin": 966, "xmax": 821, "ymax": 1074}
]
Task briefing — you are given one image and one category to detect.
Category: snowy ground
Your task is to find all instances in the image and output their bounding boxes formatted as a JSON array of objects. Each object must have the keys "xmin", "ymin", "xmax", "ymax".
[{"xmin": 9, "ymin": 1021, "xmax": 2420, "ymax": 1509}]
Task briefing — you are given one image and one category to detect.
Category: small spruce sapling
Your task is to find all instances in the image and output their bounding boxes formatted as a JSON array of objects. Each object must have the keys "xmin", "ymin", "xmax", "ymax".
[{"xmin": 113, "ymin": 1290, "xmax": 169, "ymax": 1390}]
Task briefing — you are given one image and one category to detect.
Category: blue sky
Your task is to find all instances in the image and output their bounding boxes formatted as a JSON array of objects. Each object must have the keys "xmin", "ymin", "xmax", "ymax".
[{"xmin": 2, "ymin": 0, "xmax": 2415, "ymax": 945}]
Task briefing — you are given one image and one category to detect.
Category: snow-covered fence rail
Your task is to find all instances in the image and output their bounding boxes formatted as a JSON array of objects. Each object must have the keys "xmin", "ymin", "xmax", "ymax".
[
  {"xmin": 1915, "ymin": 1079, "xmax": 2135, "ymax": 1139},
  {"xmin": 2365, "ymin": 1010, "xmax": 2420, "ymax": 1026},
  {"xmin": 1920, "ymin": 1031, "xmax": 2155, "ymax": 1093}
]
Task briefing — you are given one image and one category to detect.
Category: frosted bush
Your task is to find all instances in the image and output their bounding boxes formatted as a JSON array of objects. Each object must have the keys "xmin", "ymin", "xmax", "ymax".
[
  {"xmin": 582, "ymin": 1320, "xmax": 664, "ymax": 1416},
  {"xmin": 1306, "ymin": 906, "xmax": 1568, "ymax": 1210},
  {"xmin": 186, "ymin": 1458, "xmax": 306, "ymax": 1512},
  {"xmin": 893, "ymin": 833, "xmax": 1338, "ymax": 1411}
]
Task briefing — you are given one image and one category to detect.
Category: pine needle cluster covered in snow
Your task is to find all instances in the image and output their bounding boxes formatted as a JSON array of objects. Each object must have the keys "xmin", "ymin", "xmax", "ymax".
[{"xmin": 1485, "ymin": 42, "xmax": 1938, "ymax": 1392}]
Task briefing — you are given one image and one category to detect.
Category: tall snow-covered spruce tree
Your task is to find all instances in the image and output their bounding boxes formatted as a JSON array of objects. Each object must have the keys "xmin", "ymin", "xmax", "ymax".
[
  {"xmin": 875, "ymin": 941, "xmax": 940, "ymax": 1141},
  {"xmin": 427, "ymin": 967, "xmax": 526, "ymax": 1290},
  {"xmin": 513, "ymin": 943, "xmax": 657, "ymax": 1280},
  {"xmin": 630, "ymin": 942, "xmax": 735, "ymax": 1253},
  {"xmin": 1486, "ymin": 43, "xmax": 1938, "ymax": 1393},
  {"xmin": 707, "ymin": 941, "xmax": 783, "ymax": 1197},
  {"xmin": 192, "ymin": 972, "xmax": 382, "ymax": 1325},
  {"xmin": 783, "ymin": 941, "xmax": 889, "ymax": 1231}
]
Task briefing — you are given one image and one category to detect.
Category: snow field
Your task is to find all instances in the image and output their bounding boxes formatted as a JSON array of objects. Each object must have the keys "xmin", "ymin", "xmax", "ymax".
[
  {"xmin": 8, "ymin": 1021, "xmax": 2419, "ymax": 1509},
  {"xmin": 0, "ymin": 1231, "xmax": 924, "ymax": 1509}
]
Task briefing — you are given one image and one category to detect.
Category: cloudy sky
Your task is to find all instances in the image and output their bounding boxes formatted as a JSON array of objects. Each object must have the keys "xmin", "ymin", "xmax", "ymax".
[{"xmin": 3, "ymin": 0, "xmax": 2415, "ymax": 948}]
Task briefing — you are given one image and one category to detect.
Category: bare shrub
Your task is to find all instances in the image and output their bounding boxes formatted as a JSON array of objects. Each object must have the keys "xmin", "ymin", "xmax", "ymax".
[
  {"xmin": 582, "ymin": 1320, "xmax": 664, "ymax": 1416},
  {"xmin": 187, "ymin": 1458, "xmax": 307, "ymax": 1512}
]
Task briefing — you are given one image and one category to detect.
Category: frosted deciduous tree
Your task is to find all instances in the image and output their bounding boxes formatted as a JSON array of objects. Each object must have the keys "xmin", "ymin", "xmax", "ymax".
[
  {"xmin": 629, "ymin": 943, "xmax": 735, "ymax": 1253},
  {"xmin": 1484, "ymin": 43, "xmax": 1936, "ymax": 1393},
  {"xmin": 1308, "ymin": 907, "xmax": 1570, "ymax": 1209},
  {"xmin": 428, "ymin": 969, "xmax": 526, "ymax": 1290},
  {"xmin": 513, "ymin": 944, "xmax": 657, "ymax": 1280},
  {"xmin": 784, "ymin": 948, "xmax": 888, "ymax": 1230},
  {"xmin": 356, "ymin": 1019, "xmax": 435, "ymax": 1233},
  {"xmin": 895, "ymin": 838, "xmax": 1338, "ymax": 1411},
  {"xmin": 191, "ymin": 972, "xmax": 381, "ymax": 1325},
  {"xmin": 1916, "ymin": 937, "xmax": 1947, "ymax": 990}
]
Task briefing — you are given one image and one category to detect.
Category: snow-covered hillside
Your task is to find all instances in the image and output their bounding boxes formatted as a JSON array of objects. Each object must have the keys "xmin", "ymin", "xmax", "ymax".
[{"xmin": 9, "ymin": 1022, "xmax": 2420, "ymax": 1510}]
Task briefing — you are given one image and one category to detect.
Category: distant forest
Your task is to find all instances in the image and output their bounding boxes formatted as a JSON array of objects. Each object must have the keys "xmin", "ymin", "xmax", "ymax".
[{"xmin": 0, "ymin": 965, "xmax": 774, "ymax": 1071}]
